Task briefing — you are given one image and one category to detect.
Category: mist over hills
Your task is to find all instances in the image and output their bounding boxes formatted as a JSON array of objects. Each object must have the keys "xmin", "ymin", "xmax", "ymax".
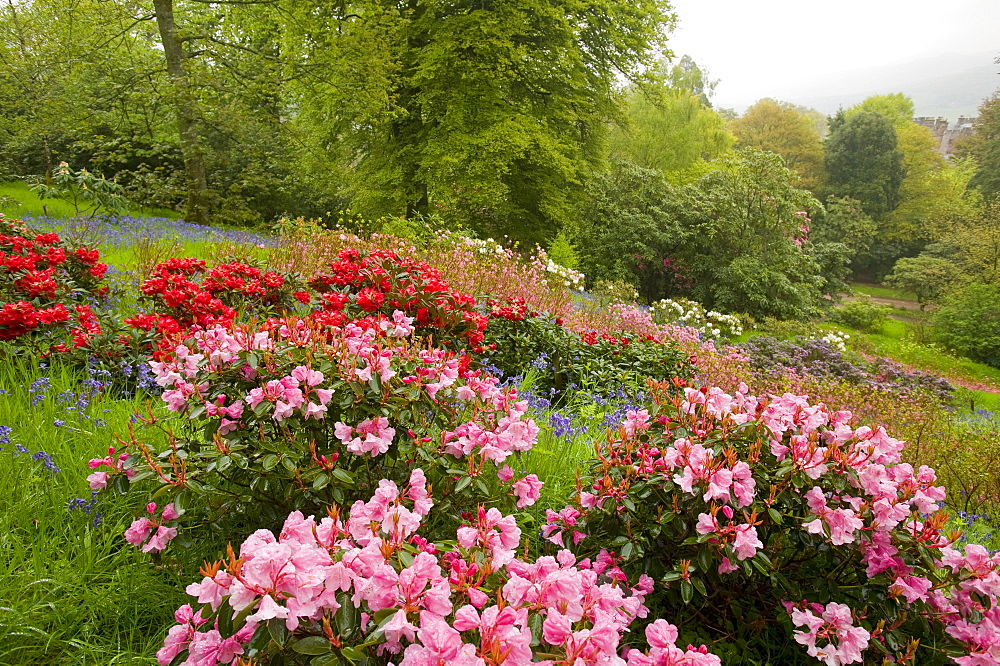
[{"xmin": 723, "ymin": 51, "xmax": 999, "ymax": 121}]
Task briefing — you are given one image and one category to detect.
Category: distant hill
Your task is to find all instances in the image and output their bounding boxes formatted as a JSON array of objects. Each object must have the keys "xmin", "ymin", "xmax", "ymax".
[{"xmin": 741, "ymin": 52, "xmax": 999, "ymax": 121}]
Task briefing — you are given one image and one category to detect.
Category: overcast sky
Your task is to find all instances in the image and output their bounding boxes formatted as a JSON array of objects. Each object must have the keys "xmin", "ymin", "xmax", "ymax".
[{"xmin": 665, "ymin": 0, "xmax": 1000, "ymax": 110}]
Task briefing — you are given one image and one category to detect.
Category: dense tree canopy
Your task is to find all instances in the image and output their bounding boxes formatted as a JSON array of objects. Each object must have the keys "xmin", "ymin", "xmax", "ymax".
[
  {"xmin": 729, "ymin": 98, "xmax": 825, "ymax": 193},
  {"xmin": 825, "ymin": 110, "xmax": 905, "ymax": 219},
  {"xmin": 0, "ymin": 0, "xmax": 677, "ymax": 242}
]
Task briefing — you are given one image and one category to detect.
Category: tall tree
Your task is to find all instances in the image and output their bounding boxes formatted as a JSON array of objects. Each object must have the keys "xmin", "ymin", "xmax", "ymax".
[
  {"xmin": 729, "ymin": 98, "xmax": 825, "ymax": 193},
  {"xmin": 351, "ymin": 0, "xmax": 677, "ymax": 246},
  {"xmin": 959, "ymin": 92, "xmax": 1000, "ymax": 200},
  {"xmin": 151, "ymin": 0, "xmax": 209, "ymax": 223},
  {"xmin": 824, "ymin": 110, "xmax": 905, "ymax": 219},
  {"xmin": 607, "ymin": 57, "xmax": 731, "ymax": 178}
]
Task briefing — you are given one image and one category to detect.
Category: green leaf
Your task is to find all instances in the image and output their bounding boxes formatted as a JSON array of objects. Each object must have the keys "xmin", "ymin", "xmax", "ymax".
[
  {"xmin": 267, "ymin": 618, "xmax": 288, "ymax": 647},
  {"xmin": 340, "ymin": 646, "xmax": 366, "ymax": 662},
  {"xmin": 112, "ymin": 474, "xmax": 130, "ymax": 496},
  {"xmin": 331, "ymin": 468, "xmax": 354, "ymax": 485},
  {"xmin": 312, "ymin": 473, "xmax": 330, "ymax": 490},
  {"xmin": 767, "ymin": 507, "xmax": 783, "ymax": 525},
  {"xmin": 680, "ymin": 581, "xmax": 693, "ymax": 604},
  {"xmin": 310, "ymin": 655, "xmax": 340, "ymax": 666},
  {"xmin": 335, "ymin": 593, "xmax": 357, "ymax": 637},
  {"xmin": 292, "ymin": 636, "xmax": 332, "ymax": 656},
  {"xmin": 453, "ymin": 476, "xmax": 472, "ymax": 492}
]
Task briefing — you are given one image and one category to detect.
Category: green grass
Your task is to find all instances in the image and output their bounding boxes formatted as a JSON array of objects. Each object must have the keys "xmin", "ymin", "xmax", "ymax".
[
  {"xmin": 0, "ymin": 359, "xmax": 186, "ymax": 664},
  {"xmin": 848, "ymin": 282, "xmax": 918, "ymax": 301},
  {"xmin": 0, "ymin": 181, "xmax": 180, "ymax": 221}
]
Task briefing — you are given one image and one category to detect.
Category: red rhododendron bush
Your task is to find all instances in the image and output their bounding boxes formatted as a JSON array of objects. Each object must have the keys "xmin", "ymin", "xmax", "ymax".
[{"xmin": 0, "ymin": 214, "xmax": 107, "ymax": 349}]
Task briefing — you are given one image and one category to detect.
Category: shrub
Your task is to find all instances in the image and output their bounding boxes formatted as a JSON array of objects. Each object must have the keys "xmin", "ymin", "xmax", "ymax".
[
  {"xmin": 738, "ymin": 335, "xmax": 955, "ymax": 405},
  {"xmin": 933, "ymin": 283, "xmax": 1000, "ymax": 368},
  {"xmin": 546, "ymin": 382, "xmax": 1000, "ymax": 663},
  {"xmin": 483, "ymin": 306, "xmax": 692, "ymax": 399},
  {"xmin": 0, "ymin": 215, "xmax": 109, "ymax": 352},
  {"xmin": 828, "ymin": 296, "xmax": 890, "ymax": 333},
  {"xmin": 309, "ymin": 248, "xmax": 489, "ymax": 350},
  {"xmin": 95, "ymin": 313, "xmax": 543, "ymax": 553},
  {"xmin": 137, "ymin": 258, "xmax": 307, "ymax": 329},
  {"xmin": 155, "ymin": 474, "xmax": 721, "ymax": 666},
  {"xmin": 650, "ymin": 298, "xmax": 743, "ymax": 339}
]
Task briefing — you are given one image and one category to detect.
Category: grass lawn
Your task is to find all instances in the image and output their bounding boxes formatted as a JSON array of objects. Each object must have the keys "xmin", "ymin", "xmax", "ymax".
[
  {"xmin": 849, "ymin": 282, "xmax": 918, "ymax": 302},
  {"xmin": 0, "ymin": 181, "xmax": 180, "ymax": 221}
]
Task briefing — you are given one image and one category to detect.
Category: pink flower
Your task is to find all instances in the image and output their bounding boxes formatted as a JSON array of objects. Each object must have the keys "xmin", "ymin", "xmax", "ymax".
[
  {"xmin": 87, "ymin": 471, "xmax": 109, "ymax": 490},
  {"xmin": 124, "ymin": 517, "xmax": 153, "ymax": 546},
  {"xmin": 731, "ymin": 524, "xmax": 762, "ymax": 560},
  {"xmin": 512, "ymin": 474, "xmax": 543, "ymax": 508}
]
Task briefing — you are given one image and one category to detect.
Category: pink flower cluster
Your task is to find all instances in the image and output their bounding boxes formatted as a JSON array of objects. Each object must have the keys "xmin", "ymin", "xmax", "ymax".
[
  {"xmin": 125, "ymin": 502, "xmax": 179, "ymax": 554},
  {"xmin": 789, "ymin": 602, "xmax": 870, "ymax": 666},
  {"xmin": 159, "ymin": 469, "xmax": 714, "ymax": 666},
  {"xmin": 335, "ymin": 417, "xmax": 396, "ymax": 457},
  {"xmin": 86, "ymin": 446, "xmax": 133, "ymax": 490},
  {"xmin": 545, "ymin": 382, "xmax": 1000, "ymax": 663}
]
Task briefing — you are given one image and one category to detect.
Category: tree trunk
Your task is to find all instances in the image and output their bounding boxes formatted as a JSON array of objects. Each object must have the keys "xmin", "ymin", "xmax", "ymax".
[{"xmin": 152, "ymin": 0, "xmax": 210, "ymax": 224}]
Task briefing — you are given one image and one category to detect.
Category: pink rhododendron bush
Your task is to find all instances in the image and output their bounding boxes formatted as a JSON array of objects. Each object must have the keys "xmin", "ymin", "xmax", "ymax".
[
  {"xmin": 542, "ymin": 379, "xmax": 1000, "ymax": 664},
  {"xmin": 157, "ymin": 470, "xmax": 721, "ymax": 666},
  {"xmin": 94, "ymin": 311, "xmax": 542, "ymax": 550}
]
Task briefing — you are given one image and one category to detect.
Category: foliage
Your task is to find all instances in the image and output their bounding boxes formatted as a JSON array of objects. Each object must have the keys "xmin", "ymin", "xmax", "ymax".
[
  {"xmin": 30, "ymin": 161, "xmax": 130, "ymax": 219},
  {"xmin": 828, "ymin": 297, "xmax": 890, "ymax": 333},
  {"xmin": 548, "ymin": 384, "xmax": 994, "ymax": 664},
  {"xmin": 546, "ymin": 229, "xmax": 580, "ymax": 271},
  {"xmin": 811, "ymin": 196, "xmax": 878, "ymax": 269},
  {"xmin": 885, "ymin": 255, "xmax": 959, "ymax": 308},
  {"xmin": 824, "ymin": 110, "xmax": 905, "ymax": 219},
  {"xmin": 352, "ymin": 0, "xmax": 678, "ymax": 246},
  {"xmin": 608, "ymin": 58, "xmax": 732, "ymax": 176},
  {"xmin": 683, "ymin": 150, "xmax": 829, "ymax": 320},
  {"xmin": 729, "ymin": 98, "xmax": 825, "ymax": 193},
  {"xmin": 589, "ymin": 280, "xmax": 640, "ymax": 307},
  {"xmin": 576, "ymin": 160, "xmax": 695, "ymax": 301},
  {"xmin": 933, "ymin": 282, "xmax": 1000, "ymax": 367},
  {"xmin": 482, "ymin": 306, "xmax": 692, "ymax": 399},
  {"xmin": 958, "ymin": 91, "xmax": 1000, "ymax": 201}
]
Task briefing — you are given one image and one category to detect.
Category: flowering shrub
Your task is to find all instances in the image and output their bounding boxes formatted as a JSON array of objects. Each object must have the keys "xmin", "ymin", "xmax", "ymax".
[
  {"xmin": 309, "ymin": 249, "xmax": 488, "ymax": 350},
  {"xmin": 544, "ymin": 256, "xmax": 585, "ymax": 290},
  {"xmin": 483, "ymin": 308, "xmax": 692, "ymax": 399},
  {"xmin": 546, "ymin": 381, "xmax": 1000, "ymax": 664},
  {"xmin": 738, "ymin": 335, "xmax": 955, "ymax": 405},
  {"xmin": 98, "ymin": 313, "xmax": 543, "ymax": 551},
  {"xmin": 137, "ymin": 258, "xmax": 307, "ymax": 329},
  {"xmin": 156, "ymin": 472, "xmax": 720, "ymax": 666},
  {"xmin": 818, "ymin": 329, "xmax": 850, "ymax": 353},
  {"xmin": 650, "ymin": 298, "xmax": 743, "ymax": 340},
  {"xmin": 0, "ymin": 215, "xmax": 109, "ymax": 349}
]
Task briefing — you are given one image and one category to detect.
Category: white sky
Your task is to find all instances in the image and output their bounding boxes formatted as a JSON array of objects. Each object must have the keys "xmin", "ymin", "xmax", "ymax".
[{"xmin": 665, "ymin": 0, "xmax": 1000, "ymax": 110}]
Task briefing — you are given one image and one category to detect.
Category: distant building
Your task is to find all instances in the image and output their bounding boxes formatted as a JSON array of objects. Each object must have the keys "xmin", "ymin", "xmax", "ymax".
[{"xmin": 913, "ymin": 116, "xmax": 978, "ymax": 155}]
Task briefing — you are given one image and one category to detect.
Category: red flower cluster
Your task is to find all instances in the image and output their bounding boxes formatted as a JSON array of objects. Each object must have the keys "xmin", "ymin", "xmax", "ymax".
[
  {"xmin": 580, "ymin": 330, "xmax": 633, "ymax": 347},
  {"xmin": 0, "ymin": 217, "xmax": 110, "ymax": 346},
  {"xmin": 488, "ymin": 297, "xmax": 531, "ymax": 321},
  {"xmin": 139, "ymin": 261, "xmax": 289, "ymax": 328},
  {"xmin": 0, "ymin": 301, "xmax": 70, "ymax": 340},
  {"xmin": 310, "ymin": 249, "xmax": 489, "ymax": 348}
]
